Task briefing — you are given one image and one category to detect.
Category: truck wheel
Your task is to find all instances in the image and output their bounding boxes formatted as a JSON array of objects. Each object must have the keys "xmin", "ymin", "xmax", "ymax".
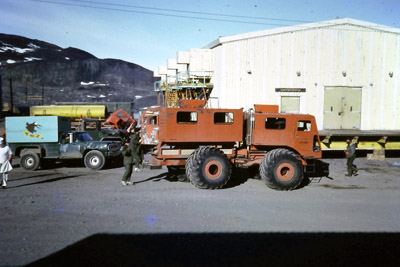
[
  {"xmin": 84, "ymin": 150, "xmax": 105, "ymax": 170},
  {"xmin": 185, "ymin": 152, "xmax": 195, "ymax": 181},
  {"xmin": 20, "ymin": 152, "xmax": 41, "ymax": 171},
  {"xmin": 187, "ymin": 147, "xmax": 231, "ymax": 189},
  {"xmin": 260, "ymin": 149, "xmax": 303, "ymax": 191}
]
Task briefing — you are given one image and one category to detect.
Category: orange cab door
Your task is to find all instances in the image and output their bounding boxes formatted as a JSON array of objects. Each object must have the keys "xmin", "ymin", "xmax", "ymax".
[
  {"xmin": 294, "ymin": 120, "xmax": 315, "ymax": 156},
  {"xmin": 141, "ymin": 112, "xmax": 159, "ymax": 145}
]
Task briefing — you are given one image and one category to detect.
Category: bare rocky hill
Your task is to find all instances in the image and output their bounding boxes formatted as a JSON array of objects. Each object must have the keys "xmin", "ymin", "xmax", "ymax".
[{"xmin": 0, "ymin": 33, "xmax": 158, "ymax": 113}]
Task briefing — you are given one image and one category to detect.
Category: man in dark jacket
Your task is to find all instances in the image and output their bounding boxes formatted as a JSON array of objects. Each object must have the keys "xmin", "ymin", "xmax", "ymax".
[
  {"xmin": 121, "ymin": 140, "xmax": 134, "ymax": 186},
  {"xmin": 130, "ymin": 127, "xmax": 142, "ymax": 172},
  {"xmin": 121, "ymin": 129, "xmax": 140, "ymax": 185},
  {"xmin": 345, "ymin": 139, "xmax": 358, "ymax": 176}
]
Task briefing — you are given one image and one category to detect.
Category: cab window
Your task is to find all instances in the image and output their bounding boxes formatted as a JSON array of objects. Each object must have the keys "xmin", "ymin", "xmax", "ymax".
[
  {"xmin": 144, "ymin": 116, "xmax": 157, "ymax": 125},
  {"xmin": 265, "ymin": 118, "xmax": 286, "ymax": 130},
  {"xmin": 297, "ymin": 121, "xmax": 311, "ymax": 131},
  {"xmin": 177, "ymin": 111, "xmax": 197, "ymax": 124},
  {"xmin": 214, "ymin": 112, "xmax": 234, "ymax": 124}
]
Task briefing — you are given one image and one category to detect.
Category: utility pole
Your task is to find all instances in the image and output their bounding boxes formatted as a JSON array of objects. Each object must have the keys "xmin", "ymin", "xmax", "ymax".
[
  {"xmin": 42, "ymin": 84, "xmax": 44, "ymax": 105},
  {"xmin": 8, "ymin": 69, "xmax": 13, "ymax": 114},
  {"xmin": 25, "ymin": 79, "xmax": 29, "ymax": 103}
]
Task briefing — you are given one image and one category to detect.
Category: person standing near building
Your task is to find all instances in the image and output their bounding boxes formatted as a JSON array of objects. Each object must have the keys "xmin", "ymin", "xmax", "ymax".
[
  {"xmin": 345, "ymin": 139, "xmax": 358, "ymax": 177},
  {"xmin": 0, "ymin": 137, "xmax": 13, "ymax": 189}
]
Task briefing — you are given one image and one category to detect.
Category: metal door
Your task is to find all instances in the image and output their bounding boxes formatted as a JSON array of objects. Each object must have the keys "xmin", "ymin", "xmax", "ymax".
[
  {"xmin": 60, "ymin": 143, "xmax": 82, "ymax": 158},
  {"xmin": 323, "ymin": 87, "xmax": 362, "ymax": 129}
]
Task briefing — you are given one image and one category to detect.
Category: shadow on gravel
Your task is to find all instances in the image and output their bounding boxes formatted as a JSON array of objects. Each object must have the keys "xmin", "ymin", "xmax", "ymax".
[
  {"xmin": 8, "ymin": 175, "xmax": 83, "ymax": 189},
  {"xmin": 12, "ymin": 173, "xmax": 57, "ymax": 181},
  {"xmin": 27, "ymin": 232, "xmax": 400, "ymax": 267},
  {"xmin": 37, "ymin": 159, "xmax": 123, "ymax": 170},
  {"xmin": 224, "ymin": 167, "xmax": 252, "ymax": 189},
  {"xmin": 135, "ymin": 172, "xmax": 169, "ymax": 184}
]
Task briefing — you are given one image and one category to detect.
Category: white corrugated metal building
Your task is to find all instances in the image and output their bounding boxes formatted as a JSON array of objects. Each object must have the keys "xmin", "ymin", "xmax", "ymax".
[{"xmin": 156, "ymin": 18, "xmax": 400, "ymax": 130}]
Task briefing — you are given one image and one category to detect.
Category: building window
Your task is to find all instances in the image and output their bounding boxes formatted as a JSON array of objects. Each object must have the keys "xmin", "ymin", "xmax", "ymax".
[
  {"xmin": 265, "ymin": 118, "xmax": 286, "ymax": 129},
  {"xmin": 214, "ymin": 112, "xmax": 234, "ymax": 124},
  {"xmin": 297, "ymin": 121, "xmax": 311, "ymax": 131},
  {"xmin": 281, "ymin": 96, "xmax": 300, "ymax": 114},
  {"xmin": 177, "ymin": 111, "xmax": 197, "ymax": 123}
]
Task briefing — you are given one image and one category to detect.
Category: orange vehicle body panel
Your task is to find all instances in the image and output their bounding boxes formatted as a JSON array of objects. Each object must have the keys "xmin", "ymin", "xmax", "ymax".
[
  {"xmin": 140, "ymin": 102, "xmax": 322, "ymax": 167},
  {"xmin": 142, "ymin": 107, "xmax": 243, "ymax": 145},
  {"xmin": 103, "ymin": 109, "xmax": 135, "ymax": 129},
  {"xmin": 251, "ymin": 113, "xmax": 322, "ymax": 158},
  {"xmin": 254, "ymin": 104, "xmax": 279, "ymax": 113}
]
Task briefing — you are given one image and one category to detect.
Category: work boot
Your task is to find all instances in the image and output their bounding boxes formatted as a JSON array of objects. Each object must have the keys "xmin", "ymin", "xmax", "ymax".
[
  {"xmin": 121, "ymin": 181, "xmax": 127, "ymax": 186},
  {"xmin": 345, "ymin": 173, "xmax": 352, "ymax": 177},
  {"xmin": 126, "ymin": 181, "xmax": 133, "ymax": 186}
]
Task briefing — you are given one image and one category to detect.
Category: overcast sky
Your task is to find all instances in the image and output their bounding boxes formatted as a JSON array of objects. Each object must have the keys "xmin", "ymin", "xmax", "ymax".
[{"xmin": 1, "ymin": 0, "xmax": 400, "ymax": 71}]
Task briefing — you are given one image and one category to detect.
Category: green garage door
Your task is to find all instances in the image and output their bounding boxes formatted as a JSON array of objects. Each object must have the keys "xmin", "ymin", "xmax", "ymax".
[{"xmin": 323, "ymin": 87, "xmax": 362, "ymax": 129}]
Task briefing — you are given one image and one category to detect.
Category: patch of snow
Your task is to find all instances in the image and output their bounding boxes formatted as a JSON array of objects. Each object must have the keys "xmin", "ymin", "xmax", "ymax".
[
  {"xmin": 1, "ymin": 46, "xmax": 34, "ymax": 53},
  {"xmin": 96, "ymin": 83, "xmax": 108, "ymax": 87},
  {"xmin": 86, "ymin": 95, "xmax": 95, "ymax": 98},
  {"xmin": 24, "ymin": 57, "xmax": 42, "ymax": 62},
  {"xmin": 135, "ymin": 95, "xmax": 143, "ymax": 99},
  {"xmin": 17, "ymin": 47, "xmax": 33, "ymax": 53},
  {"xmin": 99, "ymin": 95, "xmax": 106, "ymax": 98},
  {"xmin": 65, "ymin": 57, "xmax": 70, "ymax": 60},
  {"xmin": 7, "ymin": 59, "xmax": 16, "ymax": 64},
  {"xmin": 27, "ymin": 43, "xmax": 40, "ymax": 49},
  {"xmin": 0, "ymin": 47, "xmax": 12, "ymax": 53},
  {"xmin": 81, "ymin": 81, "xmax": 109, "ymax": 87},
  {"xmin": 81, "ymin": 81, "xmax": 95, "ymax": 86},
  {"xmin": 60, "ymin": 89, "xmax": 64, "ymax": 92}
]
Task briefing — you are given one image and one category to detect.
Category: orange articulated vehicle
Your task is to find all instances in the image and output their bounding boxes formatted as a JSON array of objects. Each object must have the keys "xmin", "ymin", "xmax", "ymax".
[{"xmin": 141, "ymin": 99, "xmax": 329, "ymax": 191}]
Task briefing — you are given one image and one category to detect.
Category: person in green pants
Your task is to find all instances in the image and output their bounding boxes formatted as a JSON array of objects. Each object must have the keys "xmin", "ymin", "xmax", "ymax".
[
  {"xmin": 121, "ymin": 132, "xmax": 136, "ymax": 185},
  {"xmin": 345, "ymin": 139, "xmax": 358, "ymax": 177},
  {"xmin": 130, "ymin": 127, "xmax": 142, "ymax": 172}
]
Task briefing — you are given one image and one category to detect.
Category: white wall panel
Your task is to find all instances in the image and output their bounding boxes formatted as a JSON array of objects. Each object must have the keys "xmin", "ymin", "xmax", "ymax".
[{"xmin": 206, "ymin": 21, "xmax": 400, "ymax": 130}]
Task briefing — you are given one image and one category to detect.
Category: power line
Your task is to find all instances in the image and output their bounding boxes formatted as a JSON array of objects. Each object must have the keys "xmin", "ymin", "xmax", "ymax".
[
  {"xmin": 28, "ymin": 0, "xmax": 399, "ymax": 32},
  {"xmin": 67, "ymin": 0, "xmax": 311, "ymax": 24},
  {"xmin": 28, "ymin": 0, "xmax": 301, "ymax": 27}
]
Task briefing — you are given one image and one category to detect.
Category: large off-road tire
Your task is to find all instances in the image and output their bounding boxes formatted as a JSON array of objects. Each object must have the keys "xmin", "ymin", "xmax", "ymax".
[
  {"xmin": 185, "ymin": 152, "xmax": 196, "ymax": 181},
  {"xmin": 260, "ymin": 149, "xmax": 303, "ymax": 191},
  {"xmin": 20, "ymin": 152, "xmax": 41, "ymax": 171},
  {"xmin": 84, "ymin": 150, "xmax": 105, "ymax": 170},
  {"xmin": 186, "ymin": 147, "xmax": 231, "ymax": 189}
]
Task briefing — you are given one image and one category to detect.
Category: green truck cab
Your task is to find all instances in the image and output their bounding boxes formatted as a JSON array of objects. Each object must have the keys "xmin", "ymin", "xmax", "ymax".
[
  {"xmin": 77, "ymin": 118, "xmax": 127, "ymax": 143},
  {"xmin": 6, "ymin": 116, "xmax": 122, "ymax": 170}
]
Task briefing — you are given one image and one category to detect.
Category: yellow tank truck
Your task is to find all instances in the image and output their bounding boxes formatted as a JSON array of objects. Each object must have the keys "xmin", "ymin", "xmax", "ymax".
[{"xmin": 30, "ymin": 105, "xmax": 106, "ymax": 121}]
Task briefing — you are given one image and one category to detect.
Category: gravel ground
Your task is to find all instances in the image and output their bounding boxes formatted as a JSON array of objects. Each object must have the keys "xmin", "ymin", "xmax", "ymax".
[{"xmin": 1, "ymin": 156, "xmax": 400, "ymax": 266}]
